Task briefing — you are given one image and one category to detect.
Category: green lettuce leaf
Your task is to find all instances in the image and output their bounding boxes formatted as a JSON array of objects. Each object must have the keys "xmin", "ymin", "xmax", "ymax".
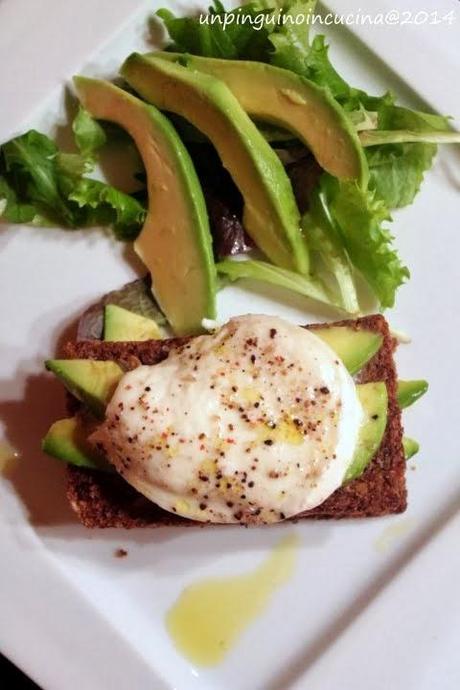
[
  {"xmin": 378, "ymin": 106, "xmax": 451, "ymax": 131},
  {"xmin": 1, "ymin": 130, "xmax": 77, "ymax": 225},
  {"xmin": 217, "ymin": 258, "xmax": 343, "ymax": 310},
  {"xmin": 361, "ymin": 130, "xmax": 460, "ymax": 146},
  {"xmin": 301, "ymin": 34, "xmax": 353, "ymax": 103},
  {"xmin": 157, "ymin": 2, "xmax": 274, "ymax": 60},
  {"xmin": 365, "ymin": 143, "xmax": 436, "ymax": 209},
  {"xmin": 268, "ymin": 0, "xmax": 315, "ymax": 74},
  {"xmin": 72, "ymin": 106, "xmax": 107, "ymax": 158},
  {"xmin": 72, "ymin": 106, "xmax": 107, "ymax": 157},
  {"xmin": 0, "ymin": 175, "xmax": 47, "ymax": 225},
  {"xmin": 303, "ymin": 183, "xmax": 359, "ymax": 314},
  {"xmin": 347, "ymin": 106, "xmax": 379, "ymax": 132},
  {"xmin": 324, "ymin": 175, "xmax": 409, "ymax": 308},
  {"xmin": 56, "ymin": 152, "xmax": 93, "ymax": 177},
  {"xmin": 365, "ymin": 106, "xmax": 452, "ymax": 208},
  {"xmin": 0, "ymin": 126, "xmax": 146, "ymax": 238},
  {"xmin": 68, "ymin": 178, "xmax": 146, "ymax": 240}
]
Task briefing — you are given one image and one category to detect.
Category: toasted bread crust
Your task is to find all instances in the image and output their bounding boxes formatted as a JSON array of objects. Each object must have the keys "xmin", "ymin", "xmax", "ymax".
[{"xmin": 64, "ymin": 315, "xmax": 406, "ymax": 527}]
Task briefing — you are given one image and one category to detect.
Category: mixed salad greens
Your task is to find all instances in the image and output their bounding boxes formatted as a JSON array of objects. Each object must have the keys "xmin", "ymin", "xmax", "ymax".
[{"xmin": 1, "ymin": 0, "xmax": 459, "ymax": 323}]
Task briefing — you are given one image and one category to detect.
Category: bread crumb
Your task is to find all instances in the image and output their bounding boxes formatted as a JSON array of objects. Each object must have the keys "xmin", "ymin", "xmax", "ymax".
[{"xmin": 114, "ymin": 548, "xmax": 128, "ymax": 558}]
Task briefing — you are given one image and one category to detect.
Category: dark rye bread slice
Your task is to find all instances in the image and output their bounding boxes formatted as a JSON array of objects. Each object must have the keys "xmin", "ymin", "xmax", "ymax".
[{"xmin": 63, "ymin": 315, "xmax": 406, "ymax": 528}]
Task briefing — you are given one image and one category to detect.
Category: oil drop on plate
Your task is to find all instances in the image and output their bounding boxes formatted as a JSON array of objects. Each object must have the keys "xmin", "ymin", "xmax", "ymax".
[{"xmin": 166, "ymin": 534, "xmax": 299, "ymax": 666}]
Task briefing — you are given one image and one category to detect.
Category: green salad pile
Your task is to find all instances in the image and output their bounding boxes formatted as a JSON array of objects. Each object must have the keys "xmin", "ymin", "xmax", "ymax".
[{"xmin": 1, "ymin": 0, "xmax": 459, "ymax": 324}]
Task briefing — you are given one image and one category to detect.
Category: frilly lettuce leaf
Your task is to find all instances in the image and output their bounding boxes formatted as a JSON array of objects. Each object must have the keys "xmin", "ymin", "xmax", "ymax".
[
  {"xmin": 1, "ymin": 130, "xmax": 77, "ymax": 225},
  {"xmin": 303, "ymin": 182, "xmax": 359, "ymax": 314},
  {"xmin": 72, "ymin": 106, "xmax": 107, "ymax": 158},
  {"xmin": 0, "ymin": 176, "xmax": 42, "ymax": 224},
  {"xmin": 363, "ymin": 106, "xmax": 454, "ymax": 208},
  {"xmin": 68, "ymin": 178, "xmax": 146, "ymax": 240},
  {"xmin": 157, "ymin": 1, "xmax": 274, "ymax": 60},
  {"xmin": 0, "ymin": 126, "xmax": 146, "ymax": 239},
  {"xmin": 365, "ymin": 142, "xmax": 436, "ymax": 209},
  {"xmin": 323, "ymin": 175, "xmax": 409, "ymax": 308},
  {"xmin": 268, "ymin": 1, "xmax": 316, "ymax": 74}
]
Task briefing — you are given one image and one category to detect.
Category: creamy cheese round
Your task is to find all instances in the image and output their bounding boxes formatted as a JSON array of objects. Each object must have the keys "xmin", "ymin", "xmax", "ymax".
[{"xmin": 91, "ymin": 314, "xmax": 363, "ymax": 524}]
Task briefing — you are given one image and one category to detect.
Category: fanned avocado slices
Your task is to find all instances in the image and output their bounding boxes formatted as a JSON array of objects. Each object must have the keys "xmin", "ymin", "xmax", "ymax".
[
  {"xmin": 120, "ymin": 53, "xmax": 309, "ymax": 274},
  {"xmin": 155, "ymin": 52, "xmax": 368, "ymax": 188}
]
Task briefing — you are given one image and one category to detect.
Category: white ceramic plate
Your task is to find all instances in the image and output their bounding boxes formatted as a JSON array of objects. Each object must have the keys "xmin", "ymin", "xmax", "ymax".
[{"xmin": 1, "ymin": 2, "xmax": 459, "ymax": 689}]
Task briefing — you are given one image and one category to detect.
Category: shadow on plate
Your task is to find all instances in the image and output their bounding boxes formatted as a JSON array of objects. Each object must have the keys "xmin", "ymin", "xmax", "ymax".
[
  {"xmin": 54, "ymin": 86, "xmax": 80, "ymax": 152},
  {"xmin": 1, "ymin": 372, "xmax": 78, "ymax": 527},
  {"xmin": 0, "ymin": 318, "xmax": 83, "ymax": 526},
  {"xmin": 440, "ymin": 154, "xmax": 460, "ymax": 192}
]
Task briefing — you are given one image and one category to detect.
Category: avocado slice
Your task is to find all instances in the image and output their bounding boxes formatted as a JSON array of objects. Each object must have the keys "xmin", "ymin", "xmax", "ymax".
[
  {"xmin": 104, "ymin": 304, "xmax": 162, "ymax": 342},
  {"xmin": 42, "ymin": 417, "xmax": 110, "ymax": 470},
  {"xmin": 313, "ymin": 326, "xmax": 383, "ymax": 375},
  {"xmin": 403, "ymin": 436, "xmax": 420, "ymax": 460},
  {"xmin": 156, "ymin": 53, "xmax": 368, "ymax": 188},
  {"xmin": 45, "ymin": 359, "xmax": 124, "ymax": 418},
  {"xmin": 396, "ymin": 379, "xmax": 428, "ymax": 409},
  {"xmin": 121, "ymin": 54, "xmax": 309, "ymax": 274},
  {"xmin": 74, "ymin": 77, "xmax": 216, "ymax": 336},
  {"xmin": 345, "ymin": 382, "xmax": 388, "ymax": 482}
]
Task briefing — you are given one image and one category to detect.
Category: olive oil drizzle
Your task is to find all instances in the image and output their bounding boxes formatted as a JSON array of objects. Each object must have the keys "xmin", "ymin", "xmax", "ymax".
[{"xmin": 166, "ymin": 534, "xmax": 299, "ymax": 666}]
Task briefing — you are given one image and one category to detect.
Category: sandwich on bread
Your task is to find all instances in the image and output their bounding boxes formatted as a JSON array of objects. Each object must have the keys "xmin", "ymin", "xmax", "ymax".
[{"xmin": 43, "ymin": 307, "xmax": 424, "ymax": 528}]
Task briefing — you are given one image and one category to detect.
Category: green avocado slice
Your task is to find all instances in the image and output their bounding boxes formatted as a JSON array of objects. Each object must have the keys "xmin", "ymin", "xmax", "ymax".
[
  {"xmin": 312, "ymin": 326, "xmax": 383, "ymax": 375},
  {"xmin": 45, "ymin": 359, "xmax": 124, "ymax": 419},
  {"xmin": 156, "ymin": 53, "xmax": 368, "ymax": 188},
  {"xmin": 121, "ymin": 54, "xmax": 309, "ymax": 274},
  {"xmin": 403, "ymin": 436, "xmax": 420, "ymax": 460},
  {"xmin": 42, "ymin": 417, "xmax": 110, "ymax": 470},
  {"xmin": 74, "ymin": 77, "xmax": 216, "ymax": 336},
  {"xmin": 344, "ymin": 382, "xmax": 388, "ymax": 482},
  {"xmin": 104, "ymin": 304, "xmax": 162, "ymax": 342},
  {"xmin": 396, "ymin": 379, "xmax": 428, "ymax": 409}
]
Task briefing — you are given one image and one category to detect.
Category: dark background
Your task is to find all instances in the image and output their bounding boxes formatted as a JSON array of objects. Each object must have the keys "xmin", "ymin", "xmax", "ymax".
[{"xmin": 1, "ymin": 654, "xmax": 41, "ymax": 689}]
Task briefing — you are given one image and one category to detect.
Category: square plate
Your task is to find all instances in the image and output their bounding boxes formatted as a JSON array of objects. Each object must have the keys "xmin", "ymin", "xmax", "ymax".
[{"xmin": 1, "ymin": 2, "xmax": 460, "ymax": 689}]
